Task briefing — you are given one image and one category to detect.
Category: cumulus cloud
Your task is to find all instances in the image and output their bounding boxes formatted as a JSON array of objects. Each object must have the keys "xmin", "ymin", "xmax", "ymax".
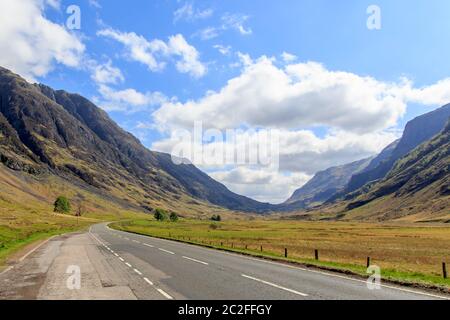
[
  {"xmin": 97, "ymin": 29, "xmax": 206, "ymax": 78},
  {"xmin": 0, "ymin": 0, "xmax": 85, "ymax": 81},
  {"xmin": 213, "ymin": 45, "xmax": 232, "ymax": 56},
  {"xmin": 90, "ymin": 60, "xmax": 124, "ymax": 85},
  {"xmin": 153, "ymin": 57, "xmax": 410, "ymax": 133},
  {"xmin": 210, "ymin": 168, "xmax": 311, "ymax": 204},
  {"xmin": 281, "ymin": 52, "xmax": 297, "ymax": 63},
  {"xmin": 93, "ymin": 84, "xmax": 167, "ymax": 113}
]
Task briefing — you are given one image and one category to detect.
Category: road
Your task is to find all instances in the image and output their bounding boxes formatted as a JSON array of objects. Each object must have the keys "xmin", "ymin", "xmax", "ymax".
[{"xmin": 0, "ymin": 223, "xmax": 448, "ymax": 300}]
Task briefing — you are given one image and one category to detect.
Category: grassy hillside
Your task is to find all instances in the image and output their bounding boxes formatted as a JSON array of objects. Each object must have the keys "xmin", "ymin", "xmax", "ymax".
[
  {"xmin": 0, "ymin": 165, "xmax": 150, "ymax": 267},
  {"xmin": 112, "ymin": 218, "xmax": 450, "ymax": 289}
]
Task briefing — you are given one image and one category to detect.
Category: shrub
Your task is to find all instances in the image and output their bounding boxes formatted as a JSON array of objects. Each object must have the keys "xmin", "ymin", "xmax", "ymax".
[
  {"xmin": 211, "ymin": 214, "xmax": 222, "ymax": 222},
  {"xmin": 154, "ymin": 208, "xmax": 167, "ymax": 221},
  {"xmin": 54, "ymin": 196, "xmax": 71, "ymax": 214},
  {"xmin": 169, "ymin": 212, "xmax": 179, "ymax": 222}
]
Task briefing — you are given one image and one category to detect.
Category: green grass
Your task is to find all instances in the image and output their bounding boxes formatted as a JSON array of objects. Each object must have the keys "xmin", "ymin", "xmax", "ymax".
[{"xmin": 111, "ymin": 218, "xmax": 450, "ymax": 289}]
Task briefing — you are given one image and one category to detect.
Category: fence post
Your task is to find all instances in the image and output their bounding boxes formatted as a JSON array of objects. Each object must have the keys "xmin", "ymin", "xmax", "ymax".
[
  {"xmin": 443, "ymin": 262, "xmax": 447, "ymax": 279},
  {"xmin": 221, "ymin": 242, "xmax": 223, "ymax": 246},
  {"xmin": 367, "ymin": 257, "xmax": 371, "ymax": 268},
  {"xmin": 315, "ymin": 249, "xmax": 319, "ymax": 261},
  {"xmin": 260, "ymin": 245, "xmax": 263, "ymax": 252},
  {"xmin": 245, "ymin": 245, "xmax": 248, "ymax": 250},
  {"xmin": 285, "ymin": 248, "xmax": 288, "ymax": 258},
  {"xmin": 232, "ymin": 243, "xmax": 234, "ymax": 248}
]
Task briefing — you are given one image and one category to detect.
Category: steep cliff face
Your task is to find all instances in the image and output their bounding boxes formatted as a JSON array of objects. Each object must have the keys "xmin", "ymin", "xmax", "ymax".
[
  {"xmin": 285, "ymin": 157, "xmax": 372, "ymax": 209},
  {"xmin": 0, "ymin": 67, "xmax": 273, "ymax": 213},
  {"xmin": 344, "ymin": 118, "xmax": 450, "ymax": 221},
  {"xmin": 346, "ymin": 104, "xmax": 450, "ymax": 193}
]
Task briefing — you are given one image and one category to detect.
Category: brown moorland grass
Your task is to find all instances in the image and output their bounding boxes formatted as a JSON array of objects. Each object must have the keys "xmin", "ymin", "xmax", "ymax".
[{"xmin": 112, "ymin": 218, "xmax": 450, "ymax": 289}]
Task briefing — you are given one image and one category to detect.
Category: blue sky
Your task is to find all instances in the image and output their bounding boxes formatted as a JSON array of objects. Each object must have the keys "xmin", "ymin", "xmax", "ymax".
[{"xmin": 2, "ymin": 0, "xmax": 450, "ymax": 203}]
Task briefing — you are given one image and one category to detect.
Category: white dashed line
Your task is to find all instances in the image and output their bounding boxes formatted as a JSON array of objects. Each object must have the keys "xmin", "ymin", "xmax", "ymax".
[
  {"xmin": 143, "ymin": 243, "xmax": 154, "ymax": 248},
  {"xmin": 159, "ymin": 248, "xmax": 175, "ymax": 255},
  {"xmin": 182, "ymin": 256, "xmax": 209, "ymax": 265},
  {"xmin": 143, "ymin": 277, "xmax": 154, "ymax": 286},
  {"xmin": 242, "ymin": 274, "xmax": 308, "ymax": 297},
  {"xmin": 114, "ymin": 253, "xmax": 119, "ymax": 257},
  {"xmin": 132, "ymin": 240, "xmax": 140, "ymax": 244},
  {"xmin": 119, "ymin": 257, "xmax": 125, "ymax": 262},
  {"xmin": 134, "ymin": 269, "xmax": 143, "ymax": 276},
  {"xmin": 157, "ymin": 289, "xmax": 174, "ymax": 300},
  {"xmin": 125, "ymin": 262, "xmax": 132, "ymax": 268}
]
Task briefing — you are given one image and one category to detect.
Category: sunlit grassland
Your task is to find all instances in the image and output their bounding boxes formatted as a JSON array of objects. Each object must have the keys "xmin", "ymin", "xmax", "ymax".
[{"xmin": 112, "ymin": 218, "xmax": 450, "ymax": 289}]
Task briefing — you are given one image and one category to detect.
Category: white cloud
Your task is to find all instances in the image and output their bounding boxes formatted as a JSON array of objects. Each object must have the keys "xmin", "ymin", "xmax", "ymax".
[
  {"xmin": 0, "ymin": 0, "xmax": 85, "ymax": 81},
  {"xmin": 94, "ymin": 84, "xmax": 167, "ymax": 113},
  {"xmin": 97, "ymin": 29, "xmax": 206, "ymax": 78},
  {"xmin": 281, "ymin": 52, "xmax": 297, "ymax": 63},
  {"xmin": 196, "ymin": 12, "xmax": 252, "ymax": 41},
  {"xmin": 221, "ymin": 13, "xmax": 252, "ymax": 35},
  {"xmin": 91, "ymin": 60, "xmax": 124, "ymax": 85},
  {"xmin": 211, "ymin": 168, "xmax": 311, "ymax": 204},
  {"xmin": 174, "ymin": 3, "xmax": 213, "ymax": 23},
  {"xmin": 197, "ymin": 27, "xmax": 220, "ymax": 40},
  {"xmin": 153, "ymin": 57, "xmax": 411, "ymax": 134},
  {"xmin": 213, "ymin": 44, "xmax": 232, "ymax": 56}
]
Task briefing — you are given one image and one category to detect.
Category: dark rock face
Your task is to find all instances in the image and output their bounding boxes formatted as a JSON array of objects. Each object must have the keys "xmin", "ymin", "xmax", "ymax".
[
  {"xmin": 0, "ymin": 67, "xmax": 274, "ymax": 213},
  {"xmin": 345, "ymin": 104, "xmax": 450, "ymax": 193},
  {"xmin": 347, "ymin": 117, "xmax": 450, "ymax": 210},
  {"xmin": 285, "ymin": 157, "xmax": 373, "ymax": 209}
]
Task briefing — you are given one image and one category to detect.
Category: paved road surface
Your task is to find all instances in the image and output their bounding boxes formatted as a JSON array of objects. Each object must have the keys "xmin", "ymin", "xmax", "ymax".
[{"xmin": 1, "ymin": 223, "xmax": 448, "ymax": 300}]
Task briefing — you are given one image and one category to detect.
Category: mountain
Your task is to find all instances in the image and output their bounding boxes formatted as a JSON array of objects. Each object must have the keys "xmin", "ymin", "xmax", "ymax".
[
  {"xmin": 345, "ymin": 104, "xmax": 450, "ymax": 193},
  {"xmin": 284, "ymin": 157, "xmax": 373, "ymax": 209},
  {"xmin": 0, "ymin": 67, "xmax": 273, "ymax": 214},
  {"xmin": 344, "ymin": 118, "xmax": 450, "ymax": 221}
]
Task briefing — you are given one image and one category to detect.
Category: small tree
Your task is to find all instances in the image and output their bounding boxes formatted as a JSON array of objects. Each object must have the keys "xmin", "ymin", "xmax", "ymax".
[
  {"xmin": 169, "ymin": 212, "xmax": 179, "ymax": 222},
  {"xmin": 211, "ymin": 215, "xmax": 222, "ymax": 222},
  {"xmin": 154, "ymin": 208, "xmax": 167, "ymax": 221},
  {"xmin": 54, "ymin": 196, "xmax": 71, "ymax": 214},
  {"xmin": 76, "ymin": 202, "xmax": 85, "ymax": 217}
]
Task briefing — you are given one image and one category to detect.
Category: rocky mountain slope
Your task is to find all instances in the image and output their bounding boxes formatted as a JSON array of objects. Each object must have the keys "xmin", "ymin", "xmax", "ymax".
[
  {"xmin": 284, "ymin": 157, "xmax": 372, "ymax": 209},
  {"xmin": 343, "ymin": 118, "xmax": 450, "ymax": 221},
  {"xmin": 345, "ymin": 104, "xmax": 450, "ymax": 193},
  {"xmin": 0, "ymin": 67, "xmax": 274, "ymax": 214}
]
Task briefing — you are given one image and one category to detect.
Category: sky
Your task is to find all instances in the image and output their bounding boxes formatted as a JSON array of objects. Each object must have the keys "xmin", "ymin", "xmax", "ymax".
[{"xmin": 1, "ymin": 0, "xmax": 450, "ymax": 203}]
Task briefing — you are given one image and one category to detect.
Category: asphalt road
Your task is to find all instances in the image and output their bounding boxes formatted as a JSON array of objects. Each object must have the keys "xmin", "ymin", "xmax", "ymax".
[{"xmin": 1, "ymin": 223, "xmax": 448, "ymax": 300}]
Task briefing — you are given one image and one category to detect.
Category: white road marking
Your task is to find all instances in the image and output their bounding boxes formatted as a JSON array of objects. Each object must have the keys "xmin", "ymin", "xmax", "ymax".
[
  {"xmin": 182, "ymin": 256, "xmax": 209, "ymax": 265},
  {"xmin": 0, "ymin": 266, "xmax": 14, "ymax": 276},
  {"xmin": 143, "ymin": 243, "xmax": 154, "ymax": 248},
  {"xmin": 114, "ymin": 253, "xmax": 119, "ymax": 257},
  {"xmin": 119, "ymin": 257, "xmax": 125, "ymax": 262},
  {"xmin": 125, "ymin": 262, "xmax": 132, "ymax": 268},
  {"xmin": 133, "ymin": 269, "xmax": 143, "ymax": 276},
  {"xmin": 132, "ymin": 240, "xmax": 140, "ymax": 244},
  {"xmin": 19, "ymin": 236, "xmax": 56, "ymax": 262},
  {"xmin": 157, "ymin": 289, "xmax": 174, "ymax": 300},
  {"xmin": 159, "ymin": 248, "xmax": 175, "ymax": 255},
  {"xmin": 242, "ymin": 274, "xmax": 308, "ymax": 297},
  {"xmin": 144, "ymin": 277, "xmax": 154, "ymax": 286}
]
